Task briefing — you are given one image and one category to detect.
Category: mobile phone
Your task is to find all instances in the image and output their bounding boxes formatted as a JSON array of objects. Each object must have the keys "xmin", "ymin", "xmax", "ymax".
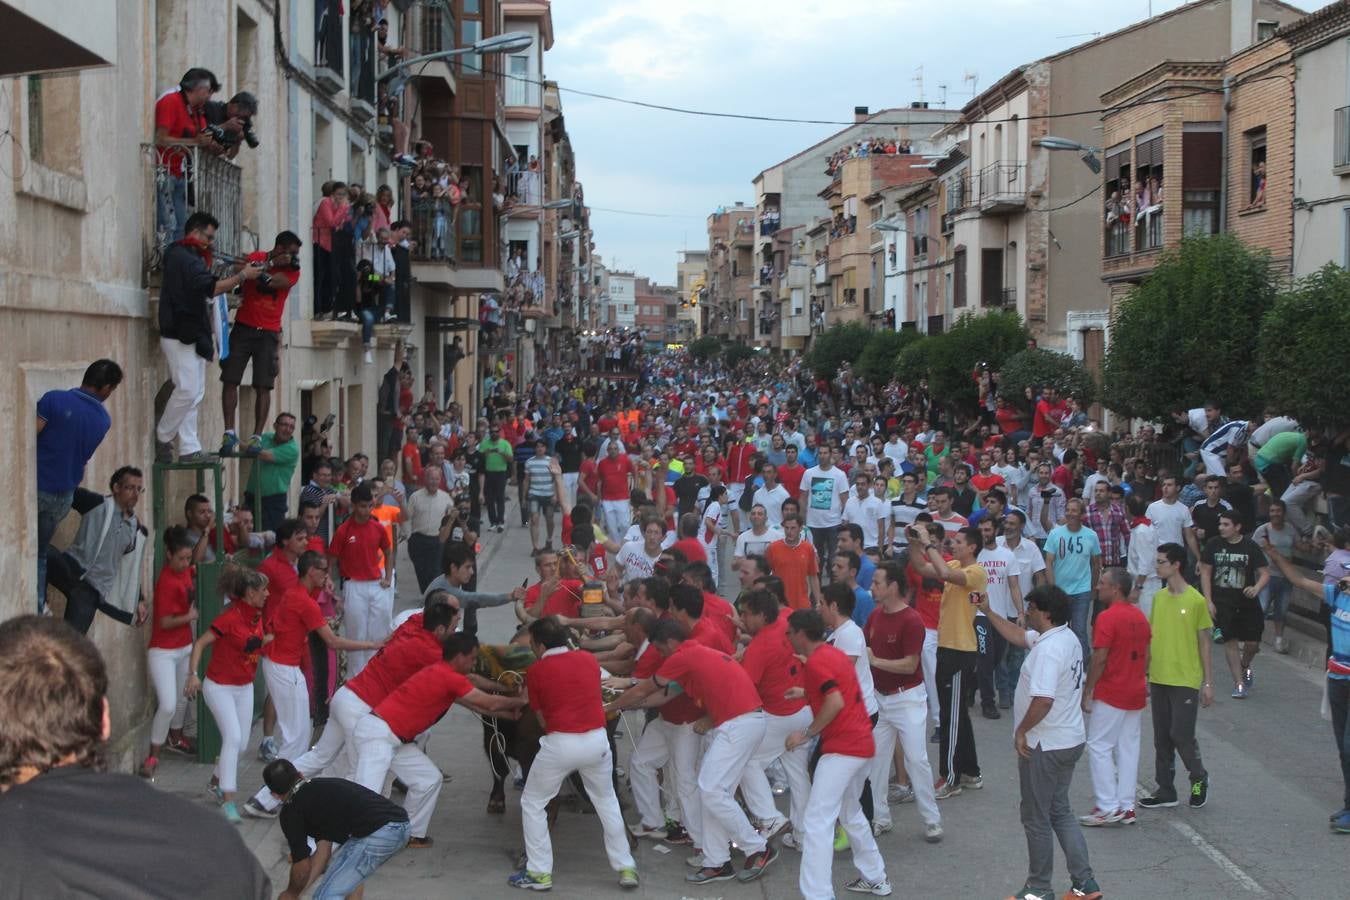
[
  {"xmin": 522, "ymin": 578, "xmax": 530, "ymax": 589},
  {"xmin": 969, "ymin": 591, "xmax": 983, "ymax": 605}
]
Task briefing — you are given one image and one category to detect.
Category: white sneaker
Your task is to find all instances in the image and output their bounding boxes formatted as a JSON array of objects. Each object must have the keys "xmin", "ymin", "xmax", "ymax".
[
  {"xmin": 871, "ymin": 820, "xmax": 892, "ymax": 836},
  {"xmin": 363, "ymin": 348, "xmax": 374, "ymax": 364},
  {"xmin": 756, "ymin": 816, "xmax": 789, "ymax": 840},
  {"xmin": 924, "ymin": 823, "xmax": 944, "ymax": 843},
  {"xmin": 779, "ymin": 832, "xmax": 802, "ymax": 851},
  {"xmin": 1078, "ymin": 807, "xmax": 1124, "ymax": 827},
  {"xmin": 1274, "ymin": 636, "xmax": 1289, "ymax": 654},
  {"xmin": 844, "ymin": 876, "xmax": 893, "ymax": 896},
  {"xmin": 887, "ymin": 783, "xmax": 915, "ymax": 804}
]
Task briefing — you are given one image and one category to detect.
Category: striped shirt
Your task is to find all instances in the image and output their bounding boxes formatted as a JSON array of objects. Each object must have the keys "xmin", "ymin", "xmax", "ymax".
[{"xmin": 525, "ymin": 456, "xmax": 555, "ymax": 498}]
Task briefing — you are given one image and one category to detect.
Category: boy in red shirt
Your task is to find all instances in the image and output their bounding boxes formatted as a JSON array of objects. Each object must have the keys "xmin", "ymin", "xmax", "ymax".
[
  {"xmin": 510, "ymin": 619, "xmax": 638, "ymax": 891},
  {"xmin": 786, "ymin": 609, "xmax": 892, "ymax": 898},
  {"xmin": 328, "ymin": 484, "xmax": 392, "ymax": 676},
  {"xmin": 596, "ymin": 440, "xmax": 636, "ymax": 538}
]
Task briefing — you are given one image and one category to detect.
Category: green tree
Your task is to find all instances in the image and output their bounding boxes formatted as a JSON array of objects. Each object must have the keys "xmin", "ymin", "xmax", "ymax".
[
  {"xmin": 856, "ymin": 329, "xmax": 923, "ymax": 386},
  {"xmin": 1258, "ymin": 263, "xmax": 1350, "ymax": 431},
  {"xmin": 924, "ymin": 311, "xmax": 1029, "ymax": 411},
  {"xmin": 1102, "ymin": 233, "xmax": 1276, "ymax": 419},
  {"xmin": 894, "ymin": 335, "xmax": 932, "ymax": 387},
  {"xmin": 997, "ymin": 348, "xmax": 1097, "ymax": 408},
  {"xmin": 805, "ymin": 322, "xmax": 872, "ymax": 380},
  {"xmin": 686, "ymin": 336, "xmax": 721, "ymax": 361},
  {"xmin": 722, "ymin": 341, "xmax": 756, "ymax": 368}
]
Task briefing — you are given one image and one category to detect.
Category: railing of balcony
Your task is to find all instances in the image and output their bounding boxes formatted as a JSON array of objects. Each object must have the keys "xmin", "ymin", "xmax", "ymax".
[
  {"xmin": 142, "ymin": 143, "xmax": 244, "ymax": 272},
  {"xmin": 409, "ymin": 197, "xmax": 456, "ymax": 263},
  {"xmin": 1136, "ymin": 205, "xmax": 1163, "ymax": 252},
  {"xmin": 945, "ymin": 173, "xmax": 969, "ymax": 212},
  {"xmin": 976, "ymin": 162, "xmax": 1026, "ymax": 206},
  {"xmin": 1105, "ymin": 220, "xmax": 1130, "ymax": 258},
  {"xmin": 315, "ymin": 0, "xmax": 345, "ymax": 82},
  {"xmin": 1000, "ymin": 287, "xmax": 1017, "ymax": 306},
  {"xmin": 1336, "ymin": 106, "xmax": 1350, "ymax": 169}
]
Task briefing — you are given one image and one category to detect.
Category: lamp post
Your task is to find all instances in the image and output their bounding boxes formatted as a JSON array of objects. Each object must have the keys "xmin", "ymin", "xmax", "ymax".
[
  {"xmin": 378, "ymin": 31, "xmax": 534, "ymax": 96},
  {"xmin": 1034, "ymin": 136, "xmax": 1102, "ymax": 174}
]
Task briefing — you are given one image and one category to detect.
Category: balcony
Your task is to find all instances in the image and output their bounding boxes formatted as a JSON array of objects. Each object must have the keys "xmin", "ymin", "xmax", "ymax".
[
  {"xmin": 314, "ymin": 0, "xmax": 345, "ymax": 94},
  {"xmin": 813, "ymin": 261, "xmax": 829, "ymax": 286},
  {"xmin": 350, "ymin": 29, "xmax": 378, "ymax": 121},
  {"xmin": 982, "ymin": 286, "xmax": 1016, "ymax": 308},
  {"xmin": 1104, "ymin": 220, "xmax": 1130, "ymax": 258},
  {"xmin": 1135, "ymin": 207, "xmax": 1164, "ymax": 252},
  {"xmin": 759, "ymin": 208, "xmax": 780, "ymax": 236},
  {"xmin": 1336, "ymin": 106, "xmax": 1350, "ymax": 171},
  {"xmin": 142, "ymin": 143, "xmax": 243, "ymax": 275},
  {"xmin": 409, "ymin": 197, "xmax": 456, "ymax": 287},
  {"xmin": 976, "ymin": 162, "xmax": 1026, "ymax": 214}
]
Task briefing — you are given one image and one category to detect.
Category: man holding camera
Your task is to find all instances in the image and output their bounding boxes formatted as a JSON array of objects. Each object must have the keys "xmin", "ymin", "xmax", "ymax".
[
  {"xmin": 202, "ymin": 91, "xmax": 259, "ymax": 160},
  {"xmin": 157, "ymin": 211, "xmax": 264, "ymax": 464},
  {"xmin": 220, "ymin": 231, "xmax": 303, "ymax": 457}
]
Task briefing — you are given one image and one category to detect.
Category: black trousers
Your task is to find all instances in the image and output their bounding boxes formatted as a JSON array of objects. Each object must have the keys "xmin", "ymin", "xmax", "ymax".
[
  {"xmin": 1149, "ymin": 683, "xmax": 1207, "ymax": 796},
  {"xmin": 313, "ymin": 246, "xmax": 333, "ymax": 316},
  {"xmin": 810, "ymin": 524, "xmax": 840, "ymax": 580},
  {"xmin": 243, "ymin": 492, "xmax": 288, "ymax": 534},
  {"xmin": 936, "ymin": 647, "xmax": 980, "ymax": 783},
  {"xmin": 45, "ymin": 549, "xmax": 131, "ymax": 635},
  {"xmin": 975, "ymin": 615, "xmax": 1008, "ymax": 705},
  {"xmin": 407, "ymin": 533, "xmax": 443, "ymax": 594},
  {"xmin": 484, "ymin": 470, "xmax": 508, "ymax": 526}
]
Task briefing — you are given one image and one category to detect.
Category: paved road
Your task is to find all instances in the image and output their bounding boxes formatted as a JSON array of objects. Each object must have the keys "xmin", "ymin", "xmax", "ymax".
[{"xmin": 151, "ymin": 502, "xmax": 1348, "ymax": 898}]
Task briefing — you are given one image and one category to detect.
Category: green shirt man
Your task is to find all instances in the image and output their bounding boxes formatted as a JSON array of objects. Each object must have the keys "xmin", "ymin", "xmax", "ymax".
[{"xmin": 480, "ymin": 435, "xmax": 514, "ymax": 474}]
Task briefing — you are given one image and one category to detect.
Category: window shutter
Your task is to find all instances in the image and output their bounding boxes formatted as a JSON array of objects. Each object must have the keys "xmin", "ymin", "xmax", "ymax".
[{"xmin": 1182, "ymin": 132, "xmax": 1221, "ymax": 190}]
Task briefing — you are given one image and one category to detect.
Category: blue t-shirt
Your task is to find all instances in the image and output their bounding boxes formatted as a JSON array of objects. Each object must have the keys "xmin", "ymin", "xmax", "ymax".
[
  {"xmin": 851, "ymin": 587, "xmax": 875, "ymax": 628},
  {"xmin": 1325, "ymin": 583, "xmax": 1350, "ymax": 681},
  {"xmin": 857, "ymin": 554, "xmax": 876, "ymax": 592},
  {"xmin": 1045, "ymin": 525, "xmax": 1101, "ymax": 595},
  {"xmin": 36, "ymin": 388, "xmax": 111, "ymax": 494}
]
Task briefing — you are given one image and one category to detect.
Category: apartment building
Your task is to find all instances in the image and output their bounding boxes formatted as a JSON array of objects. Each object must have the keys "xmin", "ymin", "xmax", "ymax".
[{"xmin": 702, "ymin": 202, "xmax": 755, "ymax": 340}]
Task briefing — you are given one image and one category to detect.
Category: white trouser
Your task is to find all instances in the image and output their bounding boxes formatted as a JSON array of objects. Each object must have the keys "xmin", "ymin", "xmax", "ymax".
[
  {"xmin": 343, "ymin": 579, "xmax": 393, "ymax": 675},
  {"xmin": 522, "ymin": 728, "xmax": 635, "ymax": 875},
  {"xmin": 351, "ymin": 714, "xmax": 443, "ymax": 838},
  {"xmin": 698, "ymin": 710, "xmax": 767, "ymax": 867},
  {"xmin": 738, "ymin": 707, "xmax": 812, "ymax": 835},
  {"xmin": 1136, "ymin": 576, "xmax": 1162, "ymax": 620},
  {"xmin": 147, "ymin": 645, "xmax": 191, "ymax": 745},
  {"xmin": 1199, "ymin": 446, "xmax": 1229, "ymax": 477},
  {"xmin": 629, "ymin": 716, "xmax": 682, "ymax": 829},
  {"xmin": 1282, "ymin": 480, "xmax": 1323, "ymax": 539},
  {"xmin": 562, "ymin": 472, "xmax": 579, "ymax": 506},
  {"xmin": 202, "ymin": 679, "xmax": 253, "ymax": 793},
  {"xmin": 291, "ymin": 686, "xmax": 370, "ymax": 779},
  {"xmin": 922, "ymin": 628, "xmax": 939, "ymax": 729},
  {"xmin": 668, "ymin": 722, "xmax": 705, "ymax": 846},
  {"xmin": 601, "ymin": 500, "xmax": 631, "ymax": 539},
  {"xmin": 156, "ymin": 336, "xmax": 207, "ymax": 454},
  {"xmin": 801, "ymin": 753, "xmax": 888, "ymax": 900},
  {"xmin": 249, "ymin": 659, "xmax": 313, "ymax": 811},
  {"xmin": 1086, "ymin": 700, "xmax": 1142, "ymax": 814},
  {"xmin": 871, "ymin": 688, "xmax": 940, "ymax": 829}
]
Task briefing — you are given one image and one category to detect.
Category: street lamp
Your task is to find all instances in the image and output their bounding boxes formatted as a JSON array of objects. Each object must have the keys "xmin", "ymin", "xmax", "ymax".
[
  {"xmin": 541, "ymin": 198, "xmax": 573, "ymax": 210},
  {"xmin": 870, "ymin": 221, "xmax": 904, "ymax": 232},
  {"xmin": 1034, "ymin": 136, "xmax": 1102, "ymax": 174},
  {"xmin": 378, "ymin": 30, "xmax": 535, "ymax": 86}
]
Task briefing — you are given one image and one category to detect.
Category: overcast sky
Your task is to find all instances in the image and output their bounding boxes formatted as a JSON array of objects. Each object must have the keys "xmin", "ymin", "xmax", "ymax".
[{"xmin": 545, "ymin": 0, "xmax": 1327, "ymax": 284}]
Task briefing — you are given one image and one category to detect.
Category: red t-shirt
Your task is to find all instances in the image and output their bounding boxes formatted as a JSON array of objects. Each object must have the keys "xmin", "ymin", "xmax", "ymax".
[
  {"xmin": 579, "ymin": 458, "xmax": 600, "ymax": 497},
  {"xmin": 764, "ymin": 539, "xmax": 819, "ymax": 610},
  {"xmin": 305, "ymin": 534, "xmax": 327, "ymax": 555},
  {"xmin": 258, "ymin": 548, "xmax": 299, "ymax": 623},
  {"xmin": 690, "ymin": 615, "xmax": 735, "ymax": 654},
  {"xmin": 1051, "ymin": 464, "xmax": 1075, "ymax": 497},
  {"xmin": 345, "ymin": 614, "xmax": 443, "ymax": 707},
  {"xmin": 699, "ymin": 591, "xmax": 738, "ymax": 646},
  {"xmin": 995, "ymin": 405, "xmax": 1023, "ymax": 436},
  {"xmin": 597, "ymin": 455, "xmax": 635, "ymax": 501},
  {"xmin": 656, "ymin": 642, "xmax": 761, "ymax": 726},
  {"xmin": 1091, "ymin": 602, "xmax": 1152, "ymax": 710},
  {"xmin": 525, "ymin": 579, "xmax": 586, "ymax": 619},
  {"xmin": 154, "ymin": 90, "xmax": 205, "ymax": 177},
  {"xmin": 671, "ymin": 537, "xmax": 707, "ymax": 565},
  {"xmin": 267, "ymin": 585, "xmax": 328, "ymax": 666},
  {"xmin": 1034, "ymin": 398, "xmax": 1065, "ymax": 438},
  {"xmin": 329, "ymin": 516, "xmax": 390, "ymax": 582},
  {"xmin": 633, "ymin": 641, "xmax": 663, "ymax": 679},
  {"xmin": 235, "ymin": 264, "xmax": 300, "ymax": 332},
  {"xmin": 740, "ymin": 617, "xmax": 806, "ymax": 716},
  {"xmin": 527, "ymin": 649, "xmax": 606, "ymax": 733},
  {"xmin": 907, "ymin": 562, "xmax": 945, "ymax": 630},
  {"xmin": 971, "ymin": 473, "xmax": 1005, "ymax": 494},
  {"xmin": 150, "ymin": 564, "xmax": 195, "ymax": 650},
  {"xmin": 777, "ymin": 464, "xmax": 806, "ymax": 499},
  {"xmin": 803, "ymin": 643, "xmax": 875, "ymax": 758},
  {"xmin": 374, "ymin": 659, "xmax": 474, "ymax": 741},
  {"xmin": 402, "ymin": 442, "xmax": 424, "ymax": 480},
  {"xmin": 864, "ymin": 605, "xmax": 926, "ymax": 693},
  {"xmin": 205, "ymin": 602, "xmax": 265, "ymax": 686}
]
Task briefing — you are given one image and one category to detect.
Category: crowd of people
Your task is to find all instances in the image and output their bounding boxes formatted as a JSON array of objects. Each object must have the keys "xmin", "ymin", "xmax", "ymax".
[
  {"xmin": 825, "ymin": 136, "xmax": 917, "ymax": 177},
  {"xmin": 22, "ymin": 331, "xmax": 1350, "ymax": 897}
]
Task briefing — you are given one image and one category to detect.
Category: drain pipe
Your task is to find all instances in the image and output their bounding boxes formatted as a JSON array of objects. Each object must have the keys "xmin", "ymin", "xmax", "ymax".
[{"xmin": 1219, "ymin": 76, "xmax": 1232, "ymax": 232}]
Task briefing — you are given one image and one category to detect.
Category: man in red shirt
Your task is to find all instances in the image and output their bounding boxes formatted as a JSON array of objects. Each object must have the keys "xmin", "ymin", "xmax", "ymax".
[
  {"xmin": 153, "ymin": 69, "xmax": 212, "ymax": 242},
  {"xmin": 352, "ymin": 633, "xmax": 525, "ymax": 846},
  {"xmin": 681, "ymin": 563, "xmax": 739, "ymax": 648},
  {"xmin": 786, "ymin": 609, "xmax": 892, "ymax": 898},
  {"xmin": 970, "ymin": 451, "xmax": 1006, "ymax": 508},
  {"xmin": 218, "ymin": 231, "xmax": 303, "ymax": 456},
  {"xmin": 671, "ymin": 512, "xmax": 709, "ymax": 566},
  {"xmin": 608, "ymin": 620, "xmax": 776, "ymax": 885},
  {"xmin": 735, "ymin": 589, "xmax": 811, "ymax": 846},
  {"xmin": 1079, "ymin": 568, "xmax": 1151, "ymax": 826},
  {"xmin": 510, "ymin": 619, "xmax": 639, "ymax": 891},
  {"xmin": 516, "ymin": 550, "xmax": 586, "ymax": 624},
  {"xmin": 864, "ymin": 561, "xmax": 942, "ymax": 841},
  {"xmin": 1033, "ymin": 387, "xmax": 1066, "ymax": 442},
  {"xmin": 328, "ymin": 484, "xmax": 392, "ymax": 676},
  {"xmin": 778, "ymin": 444, "xmax": 806, "ymax": 500},
  {"xmin": 596, "ymin": 439, "xmax": 636, "ymax": 538},
  {"xmin": 764, "ymin": 515, "xmax": 821, "ymax": 610},
  {"xmin": 723, "ymin": 427, "xmax": 755, "ymax": 533}
]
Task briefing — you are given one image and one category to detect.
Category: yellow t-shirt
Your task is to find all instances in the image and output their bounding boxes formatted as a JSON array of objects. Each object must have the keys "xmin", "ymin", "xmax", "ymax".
[{"xmin": 937, "ymin": 560, "xmax": 987, "ymax": 652}]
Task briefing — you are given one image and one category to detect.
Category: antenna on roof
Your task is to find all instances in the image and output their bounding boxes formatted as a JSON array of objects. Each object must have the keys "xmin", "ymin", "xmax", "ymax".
[
  {"xmin": 937, "ymin": 83, "xmax": 949, "ymax": 108},
  {"xmin": 963, "ymin": 70, "xmax": 979, "ymax": 97},
  {"xmin": 912, "ymin": 65, "xmax": 925, "ymax": 104}
]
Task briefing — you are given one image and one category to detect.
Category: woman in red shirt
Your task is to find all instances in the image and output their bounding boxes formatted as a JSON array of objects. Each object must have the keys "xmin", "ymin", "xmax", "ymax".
[
  {"xmin": 311, "ymin": 182, "xmax": 350, "ymax": 318},
  {"xmin": 185, "ymin": 565, "xmax": 272, "ymax": 824},
  {"xmin": 140, "ymin": 527, "xmax": 200, "ymax": 779}
]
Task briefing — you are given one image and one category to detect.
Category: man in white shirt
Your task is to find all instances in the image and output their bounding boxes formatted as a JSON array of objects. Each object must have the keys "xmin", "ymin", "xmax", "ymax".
[
  {"xmin": 978, "ymin": 585, "xmax": 1103, "ymax": 900},
  {"xmin": 842, "ymin": 474, "xmax": 887, "ymax": 553},
  {"xmin": 1124, "ymin": 494, "xmax": 1162, "ymax": 619},
  {"xmin": 1024, "ymin": 463, "xmax": 1066, "ymax": 543},
  {"xmin": 996, "ymin": 509, "xmax": 1047, "ymax": 709},
  {"xmin": 751, "ymin": 463, "xmax": 790, "ymax": 529},
  {"xmin": 734, "ymin": 504, "xmax": 784, "ymax": 565},
  {"xmin": 821, "ymin": 582, "xmax": 880, "ymax": 821},
  {"xmin": 799, "ymin": 452, "xmax": 849, "ymax": 581},
  {"xmin": 1145, "ymin": 473, "xmax": 1200, "ymax": 567},
  {"xmin": 976, "ymin": 518, "xmax": 1023, "ymax": 721},
  {"xmin": 883, "ymin": 431, "xmax": 908, "ymax": 468}
]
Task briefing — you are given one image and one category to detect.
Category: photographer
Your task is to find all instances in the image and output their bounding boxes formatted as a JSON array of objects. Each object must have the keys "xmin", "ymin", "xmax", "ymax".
[
  {"xmin": 201, "ymin": 91, "xmax": 259, "ymax": 160},
  {"xmin": 220, "ymin": 231, "xmax": 303, "ymax": 457},
  {"xmin": 157, "ymin": 211, "xmax": 264, "ymax": 464}
]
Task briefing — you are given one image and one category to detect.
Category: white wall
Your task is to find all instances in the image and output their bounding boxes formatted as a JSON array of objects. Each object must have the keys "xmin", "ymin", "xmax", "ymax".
[{"xmin": 1293, "ymin": 38, "xmax": 1350, "ymax": 276}]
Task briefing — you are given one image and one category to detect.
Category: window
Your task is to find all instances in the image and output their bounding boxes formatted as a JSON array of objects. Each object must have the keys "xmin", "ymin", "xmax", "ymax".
[
  {"xmin": 1103, "ymin": 145, "xmax": 1131, "ymax": 256},
  {"xmin": 1133, "ymin": 132, "xmax": 1164, "ymax": 250},
  {"xmin": 953, "ymin": 249, "xmax": 967, "ymax": 308},
  {"xmin": 1256, "ymin": 20, "xmax": 1278, "ymax": 42},
  {"xmin": 980, "ymin": 247, "xmax": 1003, "ymax": 306},
  {"xmin": 460, "ymin": 19, "xmax": 482, "ymax": 74},
  {"xmin": 459, "ymin": 164, "xmax": 484, "ymax": 262},
  {"xmin": 507, "ymin": 55, "xmax": 529, "ymax": 105},
  {"xmin": 1182, "ymin": 129, "xmax": 1221, "ymax": 237},
  {"xmin": 1248, "ymin": 128, "xmax": 1267, "ymax": 207}
]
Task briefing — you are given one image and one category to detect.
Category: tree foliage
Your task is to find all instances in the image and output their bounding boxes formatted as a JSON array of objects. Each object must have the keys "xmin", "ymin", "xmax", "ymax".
[
  {"xmin": 998, "ymin": 348, "xmax": 1097, "ymax": 409},
  {"xmin": 923, "ymin": 311, "xmax": 1029, "ymax": 410},
  {"xmin": 1102, "ymin": 233, "xmax": 1276, "ymax": 420},
  {"xmin": 856, "ymin": 329, "xmax": 922, "ymax": 386},
  {"xmin": 721, "ymin": 341, "xmax": 756, "ymax": 368},
  {"xmin": 1257, "ymin": 263, "xmax": 1350, "ymax": 431},
  {"xmin": 686, "ymin": 336, "xmax": 722, "ymax": 361},
  {"xmin": 805, "ymin": 322, "xmax": 872, "ymax": 379},
  {"xmin": 893, "ymin": 336, "xmax": 932, "ymax": 387}
]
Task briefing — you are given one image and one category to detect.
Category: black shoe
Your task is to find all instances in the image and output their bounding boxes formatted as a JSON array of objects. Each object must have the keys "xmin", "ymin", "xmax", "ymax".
[
  {"xmin": 1189, "ymin": 778, "xmax": 1209, "ymax": 809},
  {"xmin": 981, "ymin": 702, "xmax": 1002, "ymax": 720},
  {"xmin": 1138, "ymin": 792, "xmax": 1179, "ymax": 809}
]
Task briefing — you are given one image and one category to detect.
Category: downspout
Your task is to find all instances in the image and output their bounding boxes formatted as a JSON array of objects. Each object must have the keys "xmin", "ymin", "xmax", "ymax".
[{"xmin": 1218, "ymin": 76, "xmax": 1232, "ymax": 232}]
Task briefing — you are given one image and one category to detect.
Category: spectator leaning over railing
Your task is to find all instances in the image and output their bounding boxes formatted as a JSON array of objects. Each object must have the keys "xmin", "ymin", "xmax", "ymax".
[
  {"xmin": 153, "ymin": 70, "xmax": 213, "ymax": 245},
  {"xmin": 35, "ymin": 359, "xmax": 123, "ymax": 615},
  {"xmin": 201, "ymin": 91, "xmax": 259, "ymax": 162},
  {"xmin": 156, "ymin": 211, "xmax": 264, "ymax": 464}
]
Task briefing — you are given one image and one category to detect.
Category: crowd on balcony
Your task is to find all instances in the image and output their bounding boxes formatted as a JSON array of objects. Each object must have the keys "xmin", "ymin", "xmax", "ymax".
[
  {"xmin": 759, "ymin": 206, "xmax": 781, "ymax": 233},
  {"xmin": 829, "ymin": 212, "xmax": 857, "ymax": 239},
  {"xmin": 502, "ymin": 155, "xmax": 543, "ymax": 208},
  {"xmin": 1104, "ymin": 174, "xmax": 1165, "ymax": 255},
  {"xmin": 825, "ymin": 136, "xmax": 915, "ymax": 176},
  {"xmin": 577, "ymin": 329, "xmax": 646, "ymax": 373}
]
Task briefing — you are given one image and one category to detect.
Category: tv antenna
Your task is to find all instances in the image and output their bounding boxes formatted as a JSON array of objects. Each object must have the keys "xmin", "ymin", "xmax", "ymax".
[
  {"xmin": 963, "ymin": 70, "xmax": 979, "ymax": 97},
  {"xmin": 912, "ymin": 65, "xmax": 924, "ymax": 103}
]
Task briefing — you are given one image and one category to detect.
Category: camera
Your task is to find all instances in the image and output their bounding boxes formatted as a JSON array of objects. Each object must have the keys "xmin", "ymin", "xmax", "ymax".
[
  {"xmin": 202, "ymin": 119, "xmax": 259, "ymax": 149},
  {"xmin": 240, "ymin": 120, "xmax": 260, "ymax": 149},
  {"xmin": 201, "ymin": 123, "xmax": 231, "ymax": 145},
  {"xmin": 320, "ymin": 413, "xmax": 336, "ymax": 432}
]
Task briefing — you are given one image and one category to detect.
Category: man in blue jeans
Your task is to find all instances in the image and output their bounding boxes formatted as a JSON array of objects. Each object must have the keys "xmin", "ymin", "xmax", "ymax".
[
  {"xmin": 265, "ymin": 759, "xmax": 411, "ymax": 899},
  {"xmin": 35, "ymin": 359, "xmax": 122, "ymax": 613},
  {"xmin": 1044, "ymin": 498, "xmax": 1102, "ymax": 663}
]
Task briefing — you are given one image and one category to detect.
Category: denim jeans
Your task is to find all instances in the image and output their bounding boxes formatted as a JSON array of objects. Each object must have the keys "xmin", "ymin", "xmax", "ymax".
[
  {"xmin": 36, "ymin": 489, "xmax": 74, "ymax": 612},
  {"xmin": 1328, "ymin": 676, "xmax": 1350, "ymax": 809},
  {"xmin": 358, "ymin": 307, "xmax": 376, "ymax": 346},
  {"xmin": 1069, "ymin": 592, "xmax": 1093, "ymax": 663},
  {"xmin": 312, "ymin": 819, "xmax": 410, "ymax": 899},
  {"xmin": 156, "ymin": 174, "xmax": 188, "ymax": 247},
  {"xmin": 997, "ymin": 644, "xmax": 1027, "ymax": 702}
]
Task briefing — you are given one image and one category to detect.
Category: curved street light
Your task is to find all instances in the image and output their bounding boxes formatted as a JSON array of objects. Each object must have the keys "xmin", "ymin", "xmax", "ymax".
[
  {"xmin": 378, "ymin": 30, "xmax": 535, "ymax": 84},
  {"xmin": 1035, "ymin": 135, "xmax": 1102, "ymax": 174}
]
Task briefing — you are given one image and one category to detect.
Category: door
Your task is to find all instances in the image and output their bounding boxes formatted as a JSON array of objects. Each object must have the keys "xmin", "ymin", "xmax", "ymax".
[{"xmin": 980, "ymin": 248, "xmax": 1003, "ymax": 306}]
